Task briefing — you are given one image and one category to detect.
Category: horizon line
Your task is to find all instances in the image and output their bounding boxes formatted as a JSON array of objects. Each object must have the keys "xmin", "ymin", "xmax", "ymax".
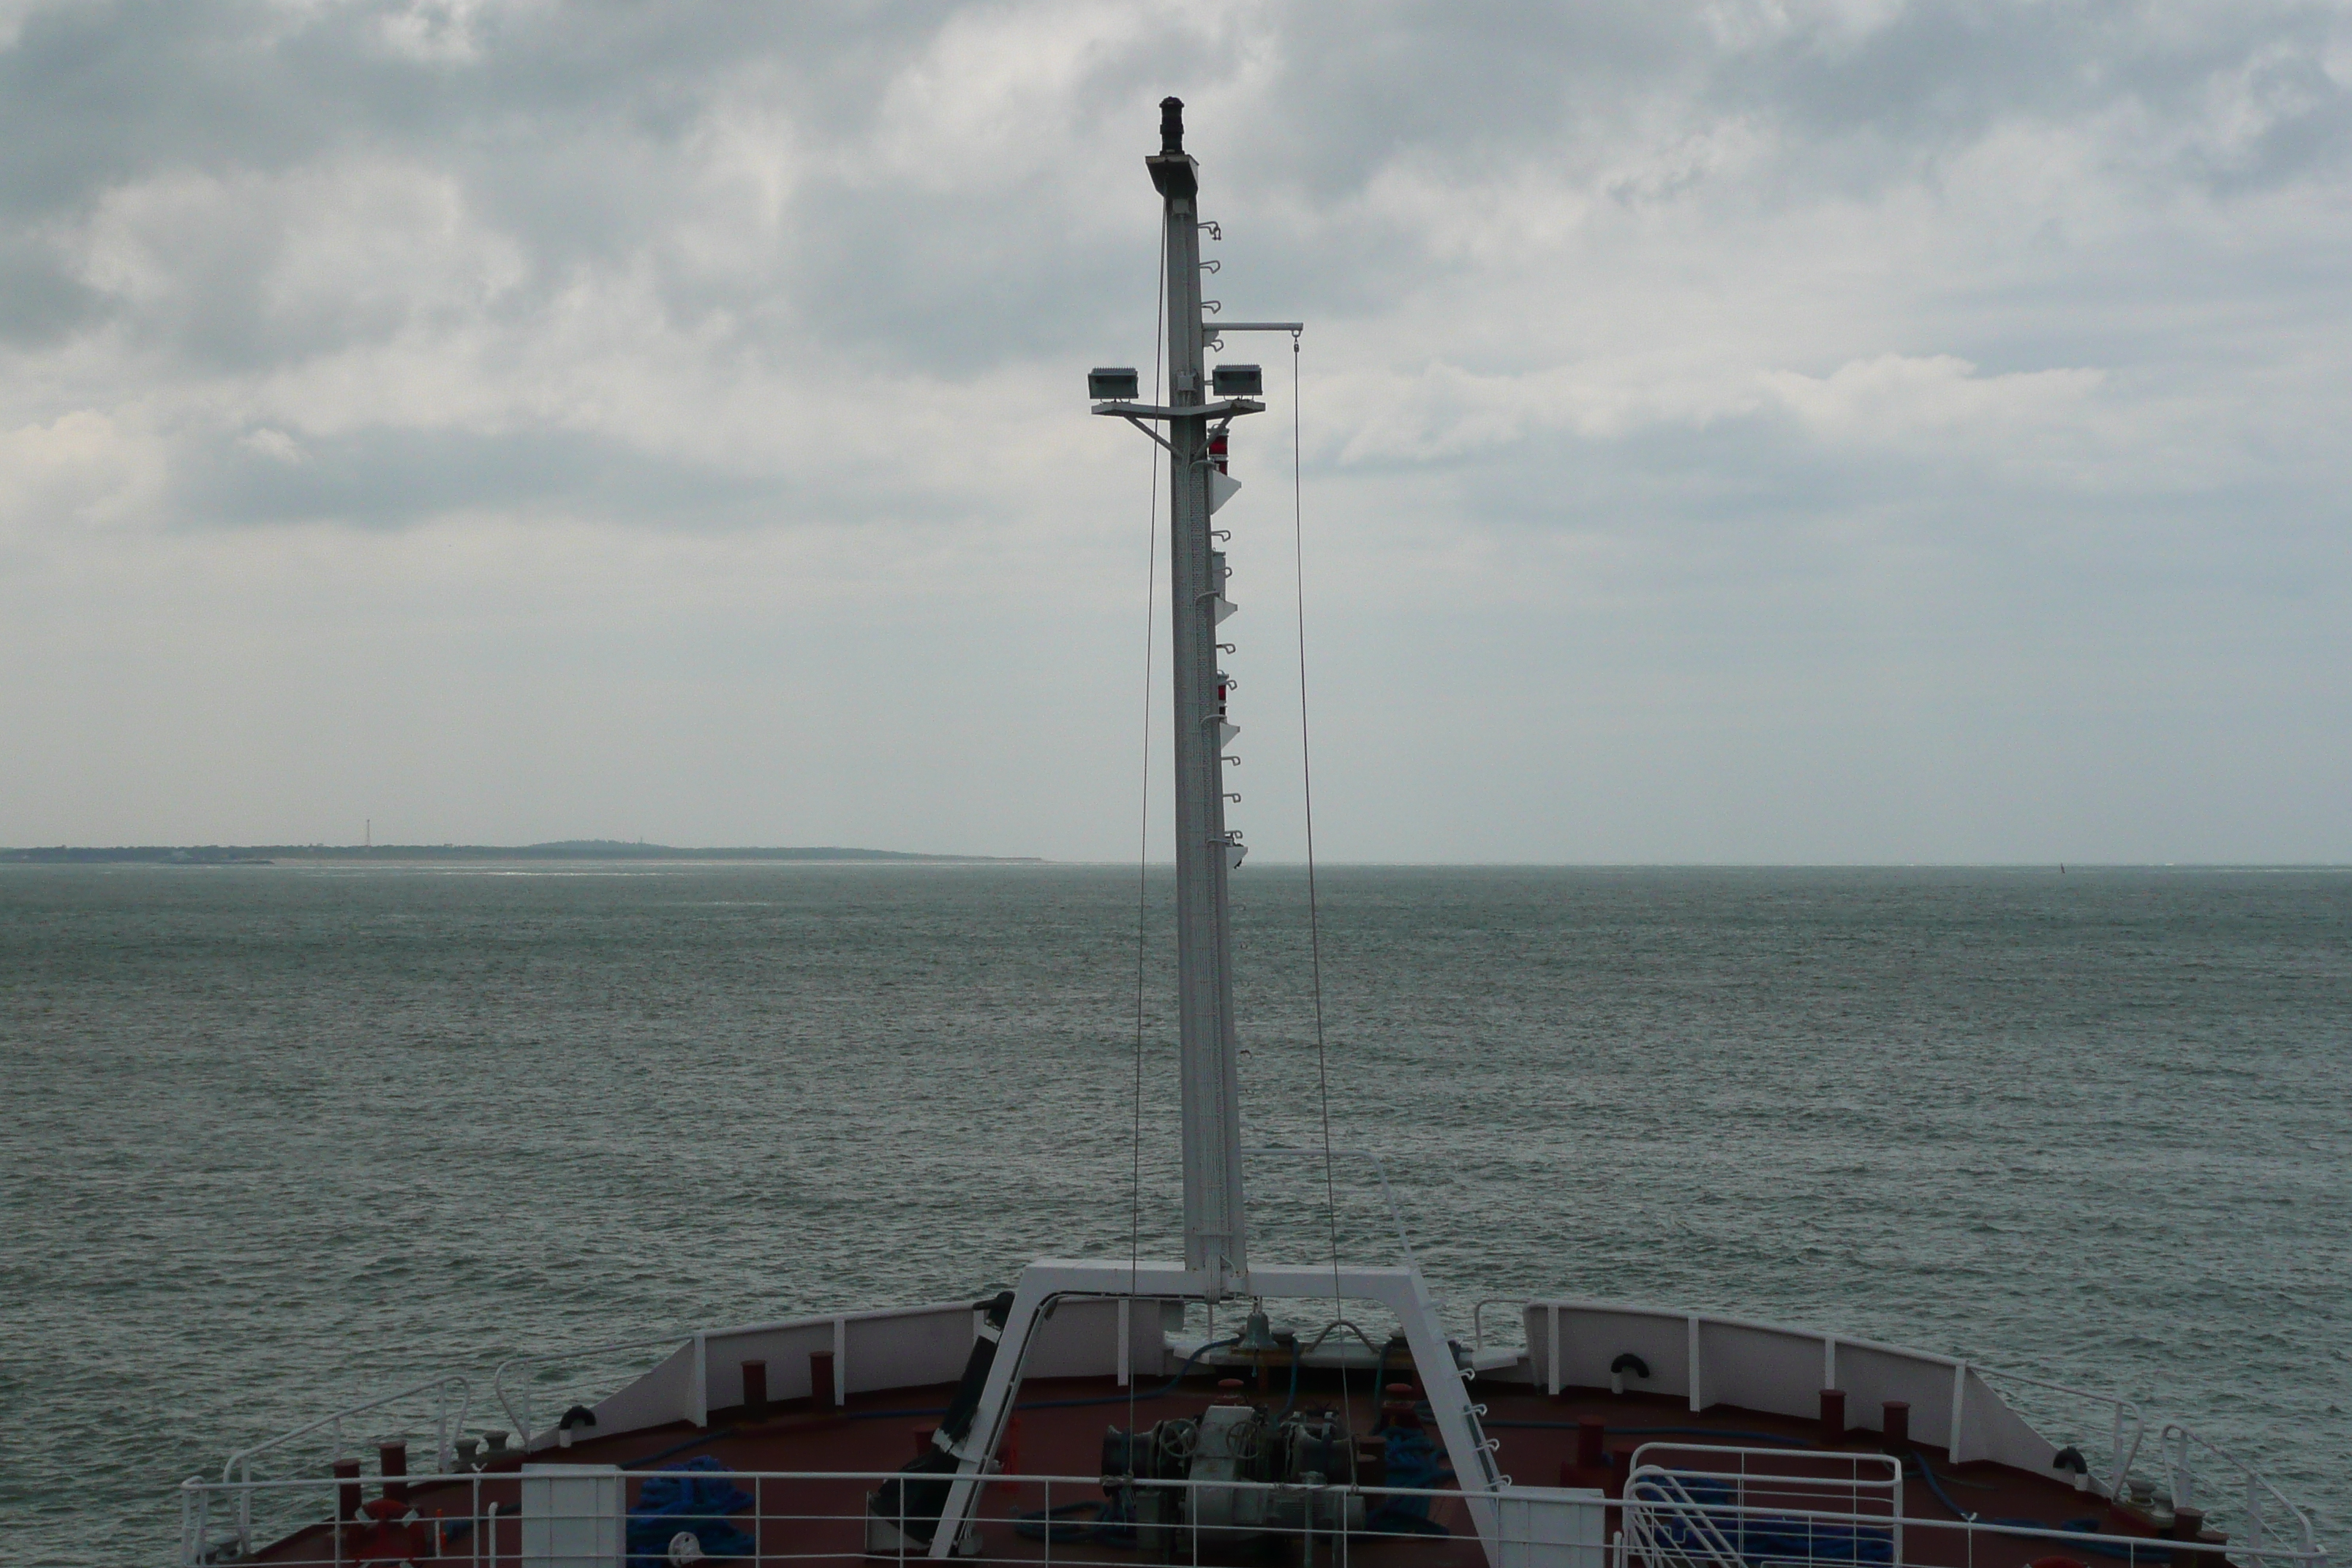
[{"xmin": 4, "ymin": 843, "xmax": 2348, "ymax": 872}]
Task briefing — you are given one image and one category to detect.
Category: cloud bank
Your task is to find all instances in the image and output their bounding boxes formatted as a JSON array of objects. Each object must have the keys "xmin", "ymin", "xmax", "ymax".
[{"xmin": 2, "ymin": 0, "xmax": 2348, "ymax": 859}]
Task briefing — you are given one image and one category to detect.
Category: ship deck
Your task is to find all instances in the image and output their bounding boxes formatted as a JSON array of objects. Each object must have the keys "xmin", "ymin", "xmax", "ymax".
[{"xmin": 251, "ymin": 1374, "xmax": 2171, "ymax": 1568}]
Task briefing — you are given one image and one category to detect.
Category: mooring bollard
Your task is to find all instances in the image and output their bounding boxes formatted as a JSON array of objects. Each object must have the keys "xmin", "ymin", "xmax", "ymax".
[
  {"xmin": 1880, "ymin": 1401, "xmax": 1910, "ymax": 1455},
  {"xmin": 742, "ymin": 1358, "xmax": 769, "ymax": 1421}
]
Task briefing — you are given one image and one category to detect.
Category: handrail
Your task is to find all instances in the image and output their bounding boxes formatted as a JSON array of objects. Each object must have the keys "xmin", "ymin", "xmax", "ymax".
[
  {"xmin": 1624, "ymin": 1466, "xmax": 1759, "ymax": 1568},
  {"xmin": 1628, "ymin": 1446, "xmax": 1904, "ymax": 1566},
  {"xmin": 1527, "ymin": 1297, "xmax": 2159, "ymax": 1497},
  {"xmin": 1627, "ymin": 1445, "xmax": 1903, "ymax": 1488},
  {"xmin": 1615, "ymin": 1489, "xmax": 2311, "ymax": 1561},
  {"xmin": 216, "ymin": 1373, "xmax": 469, "ymax": 1556},
  {"xmin": 176, "ymin": 1464, "xmax": 2332, "ymax": 1568},
  {"xmin": 1969, "ymin": 1361, "xmax": 2146, "ymax": 1499},
  {"xmin": 2160, "ymin": 1422, "xmax": 2321, "ymax": 1564},
  {"xmin": 491, "ymin": 1333, "xmax": 686, "ymax": 1451},
  {"xmin": 218, "ymin": 1375, "xmax": 472, "ymax": 1482},
  {"xmin": 1471, "ymin": 1297, "xmax": 1522, "ymax": 1354},
  {"xmin": 1530, "ymin": 1297, "xmax": 1978, "ymax": 1371}
]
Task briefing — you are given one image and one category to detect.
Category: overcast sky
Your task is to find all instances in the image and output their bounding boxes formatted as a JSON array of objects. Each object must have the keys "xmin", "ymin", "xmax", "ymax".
[{"xmin": 1, "ymin": 0, "xmax": 2347, "ymax": 862}]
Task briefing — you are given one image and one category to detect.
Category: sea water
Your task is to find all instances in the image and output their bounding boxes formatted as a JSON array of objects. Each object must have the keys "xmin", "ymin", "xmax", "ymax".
[{"xmin": 1, "ymin": 863, "xmax": 2345, "ymax": 1564}]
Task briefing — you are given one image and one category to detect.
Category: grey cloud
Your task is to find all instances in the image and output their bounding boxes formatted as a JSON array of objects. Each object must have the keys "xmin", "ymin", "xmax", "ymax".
[
  {"xmin": 0, "ymin": 235, "xmax": 107, "ymax": 346},
  {"xmin": 9, "ymin": 1, "xmax": 2348, "ymax": 380},
  {"xmin": 1713, "ymin": 1, "xmax": 2352, "ymax": 197},
  {"xmin": 183, "ymin": 426, "xmax": 794, "ymax": 529},
  {"xmin": 0, "ymin": 2, "xmax": 904, "ymax": 217}
]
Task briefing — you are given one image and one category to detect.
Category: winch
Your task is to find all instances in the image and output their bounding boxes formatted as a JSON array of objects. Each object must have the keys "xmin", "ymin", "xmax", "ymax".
[{"xmin": 1103, "ymin": 1386, "xmax": 1366, "ymax": 1556}]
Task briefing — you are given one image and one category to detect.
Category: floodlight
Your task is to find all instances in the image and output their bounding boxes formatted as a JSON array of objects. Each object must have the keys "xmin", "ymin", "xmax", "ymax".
[{"xmin": 1089, "ymin": 367, "xmax": 1141, "ymax": 400}]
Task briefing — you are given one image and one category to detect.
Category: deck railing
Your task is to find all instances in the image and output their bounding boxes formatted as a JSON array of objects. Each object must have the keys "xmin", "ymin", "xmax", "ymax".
[
  {"xmin": 1966, "ymin": 1363, "xmax": 2145, "ymax": 1502},
  {"xmin": 1613, "ymin": 1485, "xmax": 2332, "ymax": 1568},
  {"xmin": 178, "ymin": 1466, "xmax": 1541, "ymax": 1567},
  {"xmin": 211, "ymin": 1374, "xmax": 472, "ymax": 1561},
  {"xmin": 1519, "ymin": 1301, "xmax": 2171, "ymax": 1498},
  {"xmin": 176, "ymin": 1460, "xmax": 2332, "ymax": 1568},
  {"xmin": 491, "ymin": 1333, "xmax": 687, "ymax": 1452},
  {"xmin": 1624, "ymin": 1444, "xmax": 1904, "ymax": 1566},
  {"xmin": 2158, "ymin": 1423, "xmax": 2321, "ymax": 1568}
]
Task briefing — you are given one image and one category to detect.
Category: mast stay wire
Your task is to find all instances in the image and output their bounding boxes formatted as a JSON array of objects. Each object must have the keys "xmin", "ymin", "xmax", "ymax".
[
  {"xmin": 1127, "ymin": 222, "xmax": 1166, "ymax": 1450},
  {"xmin": 1290, "ymin": 331, "xmax": 1355, "ymax": 1436}
]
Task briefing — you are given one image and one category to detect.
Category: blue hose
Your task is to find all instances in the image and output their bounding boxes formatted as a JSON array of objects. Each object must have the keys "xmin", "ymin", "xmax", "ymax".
[{"xmin": 1906, "ymin": 1455, "xmax": 2164, "ymax": 1564}]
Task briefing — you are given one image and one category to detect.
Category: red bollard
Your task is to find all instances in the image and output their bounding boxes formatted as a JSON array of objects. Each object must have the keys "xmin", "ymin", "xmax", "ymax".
[
  {"xmin": 1880, "ymin": 1401, "xmax": 1910, "ymax": 1454},
  {"xmin": 810, "ymin": 1350, "xmax": 837, "ymax": 1411},
  {"xmin": 1382, "ymin": 1381, "xmax": 1422, "ymax": 1430},
  {"xmin": 1820, "ymin": 1389, "xmax": 1847, "ymax": 1442},
  {"xmin": 742, "ymin": 1359, "xmax": 769, "ymax": 1421},
  {"xmin": 379, "ymin": 1441, "xmax": 409, "ymax": 1503},
  {"xmin": 333, "ymin": 1458, "xmax": 363, "ymax": 1522},
  {"xmin": 1576, "ymin": 1417, "xmax": 1606, "ymax": 1471}
]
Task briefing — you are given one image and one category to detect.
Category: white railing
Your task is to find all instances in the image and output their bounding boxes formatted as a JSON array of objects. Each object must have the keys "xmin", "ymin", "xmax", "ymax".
[
  {"xmin": 1626, "ymin": 1445, "xmax": 1903, "ymax": 1565},
  {"xmin": 491, "ymin": 1333, "xmax": 686, "ymax": 1452},
  {"xmin": 1525, "ymin": 1300, "xmax": 2182, "ymax": 1493},
  {"xmin": 1624, "ymin": 1468, "xmax": 1749, "ymax": 1568},
  {"xmin": 175, "ymin": 1466, "xmax": 1580, "ymax": 1567},
  {"xmin": 1970, "ymin": 1362, "xmax": 2145, "ymax": 1501},
  {"xmin": 1615, "ymin": 1486, "xmax": 2332, "ymax": 1568},
  {"xmin": 212, "ymin": 1374, "xmax": 470, "ymax": 1559},
  {"xmin": 177, "ymin": 1457, "xmax": 2336, "ymax": 1568},
  {"xmin": 2160, "ymin": 1422, "xmax": 2322, "ymax": 1568},
  {"xmin": 1474, "ymin": 1297, "xmax": 1523, "ymax": 1355}
]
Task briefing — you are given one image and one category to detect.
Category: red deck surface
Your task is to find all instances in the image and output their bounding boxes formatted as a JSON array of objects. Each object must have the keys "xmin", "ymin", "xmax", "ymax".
[{"xmin": 252, "ymin": 1376, "xmax": 2174, "ymax": 1568}]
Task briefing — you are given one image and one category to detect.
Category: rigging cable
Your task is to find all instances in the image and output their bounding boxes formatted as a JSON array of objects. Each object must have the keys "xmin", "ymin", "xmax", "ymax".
[
  {"xmin": 1290, "ymin": 328, "xmax": 1353, "ymax": 1438},
  {"xmin": 1127, "ymin": 222, "xmax": 1166, "ymax": 1451}
]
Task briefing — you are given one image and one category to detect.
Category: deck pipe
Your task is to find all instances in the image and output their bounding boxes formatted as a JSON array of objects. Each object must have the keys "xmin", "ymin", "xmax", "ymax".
[
  {"xmin": 333, "ymin": 1458, "xmax": 362, "ymax": 1522},
  {"xmin": 1880, "ymin": 1401, "xmax": 1910, "ymax": 1455},
  {"xmin": 1820, "ymin": 1389, "xmax": 1847, "ymax": 1441},
  {"xmin": 379, "ymin": 1440, "xmax": 407, "ymax": 1502},
  {"xmin": 810, "ymin": 1350, "xmax": 837, "ymax": 1411},
  {"xmin": 742, "ymin": 1359, "xmax": 769, "ymax": 1421}
]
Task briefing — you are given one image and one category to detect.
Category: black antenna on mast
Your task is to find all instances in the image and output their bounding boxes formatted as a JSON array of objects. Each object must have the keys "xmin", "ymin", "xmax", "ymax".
[{"xmin": 1159, "ymin": 95, "xmax": 1185, "ymax": 153}]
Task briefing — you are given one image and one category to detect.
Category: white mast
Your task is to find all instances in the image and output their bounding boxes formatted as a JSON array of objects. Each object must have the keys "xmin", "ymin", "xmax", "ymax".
[
  {"xmin": 916, "ymin": 109, "xmax": 1512, "ymax": 1561},
  {"xmin": 1149, "ymin": 97, "xmax": 1250, "ymax": 1297}
]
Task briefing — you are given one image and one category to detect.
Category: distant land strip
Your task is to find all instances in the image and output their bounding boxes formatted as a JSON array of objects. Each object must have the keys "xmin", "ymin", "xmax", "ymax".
[{"xmin": 1, "ymin": 839, "xmax": 1039, "ymax": 865}]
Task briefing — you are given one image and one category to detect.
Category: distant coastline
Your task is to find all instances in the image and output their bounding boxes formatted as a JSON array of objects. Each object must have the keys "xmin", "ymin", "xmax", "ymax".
[{"xmin": 0, "ymin": 839, "xmax": 1039, "ymax": 865}]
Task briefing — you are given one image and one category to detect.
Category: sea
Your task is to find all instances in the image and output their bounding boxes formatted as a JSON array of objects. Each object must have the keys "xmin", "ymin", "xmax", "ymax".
[{"xmin": 1, "ymin": 862, "xmax": 2345, "ymax": 1565}]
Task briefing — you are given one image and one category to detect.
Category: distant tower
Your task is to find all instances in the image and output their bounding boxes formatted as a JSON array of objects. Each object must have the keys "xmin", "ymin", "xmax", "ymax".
[{"xmin": 366, "ymin": 818, "xmax": 372, "ymax": 849}]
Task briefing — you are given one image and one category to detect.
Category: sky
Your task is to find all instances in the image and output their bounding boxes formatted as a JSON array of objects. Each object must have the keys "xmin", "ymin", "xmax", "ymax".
[{"xmin": 1, "ymin": 0, "xmax": 2348, "ymax": 863}]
